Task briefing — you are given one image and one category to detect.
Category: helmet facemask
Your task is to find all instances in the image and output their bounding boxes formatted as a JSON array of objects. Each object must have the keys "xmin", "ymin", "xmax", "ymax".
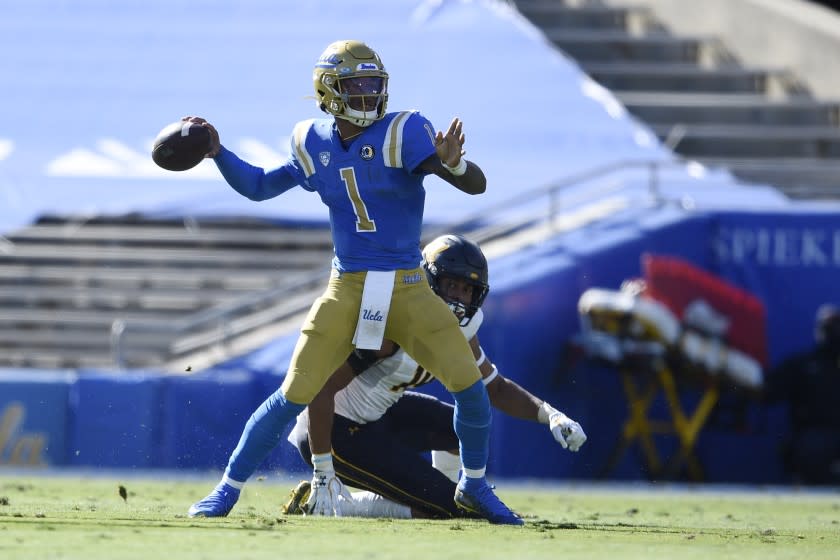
[
  {"xmin": 336, "ymin": 75, "xmax": 388, "ymax": 127},
  {"xmin": 314, "ymin": 40, "xmax": 389, "ymax": 127},
  {"xmin": 427, "ymin": 271, "xmax": 488, "ymax": 327}
]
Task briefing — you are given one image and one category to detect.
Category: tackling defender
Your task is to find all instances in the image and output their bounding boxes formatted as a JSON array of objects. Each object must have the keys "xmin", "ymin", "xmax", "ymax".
[
  {"xmin": 284, "ymin": 234, "xmax": 587, "ymax": 519},
  {"xmin": 187, "ymin": 40, "xmax": 521, "ymax": 524}
]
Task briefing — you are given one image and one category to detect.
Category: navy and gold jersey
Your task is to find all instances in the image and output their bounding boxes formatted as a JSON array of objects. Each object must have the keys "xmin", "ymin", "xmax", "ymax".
[{"xmin": 216, "ymin": 111, "xmax": 438, "ymax": 273}]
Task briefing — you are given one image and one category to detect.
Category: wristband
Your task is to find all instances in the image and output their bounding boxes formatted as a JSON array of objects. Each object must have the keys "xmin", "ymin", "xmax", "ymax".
[
  {"xmin": 481, "ymin": 364, "xmax": 499, "ymax": 386},
  {"xmin": 442, "ymin": 158, "xmax": 467, "ymax": 176},
  {"xmin": 537, "ymin": 402, "xmax": 558, "ymax": 425},
  {"xmin": 312, "ymin": 452, "xmax": 334, "ymax": 472}
]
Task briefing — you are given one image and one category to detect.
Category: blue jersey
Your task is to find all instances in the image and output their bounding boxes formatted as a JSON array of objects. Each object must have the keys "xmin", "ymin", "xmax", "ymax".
[{"xmin": 214, "ymin": 111, "xmax": 438, "ymax": 272}]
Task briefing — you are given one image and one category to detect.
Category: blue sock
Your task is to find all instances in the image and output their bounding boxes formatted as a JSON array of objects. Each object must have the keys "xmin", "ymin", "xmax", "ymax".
[
  {"xmin": 225, "ymin": 389, "xmax": 305, "ymax": 482},
  {"xmin": 451, "ymin": 379, "xmax": 491, "ymax": 485}
]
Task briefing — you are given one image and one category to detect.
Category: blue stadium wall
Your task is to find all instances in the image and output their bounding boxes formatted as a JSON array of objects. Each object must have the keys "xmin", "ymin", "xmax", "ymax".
[{"xmin": 2, "ymin": 207, "xmax": 839, "ymax": 484}]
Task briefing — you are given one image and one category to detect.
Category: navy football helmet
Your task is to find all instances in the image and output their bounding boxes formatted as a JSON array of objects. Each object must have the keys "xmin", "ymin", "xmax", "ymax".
[{"xmin": 422, "ymin": 234, "xmax": 489, "ymax": 326}]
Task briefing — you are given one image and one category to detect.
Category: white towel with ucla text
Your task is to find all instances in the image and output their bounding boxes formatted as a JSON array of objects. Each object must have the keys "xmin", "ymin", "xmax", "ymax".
[{"xmin": 352, "ymin": 270, "xmax": 395, "ymax": 350}]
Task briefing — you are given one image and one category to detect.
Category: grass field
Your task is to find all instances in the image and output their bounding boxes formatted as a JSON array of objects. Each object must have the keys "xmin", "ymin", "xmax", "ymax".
[{"xmin": 1, "ymin": 472, "xmax": 838, "ymax": 560}]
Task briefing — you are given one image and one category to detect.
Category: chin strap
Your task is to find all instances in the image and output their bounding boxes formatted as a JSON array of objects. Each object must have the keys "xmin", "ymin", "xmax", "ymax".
[{"xmin": 341, "ymin": 104, "xmax": 381, "ymax": 127}]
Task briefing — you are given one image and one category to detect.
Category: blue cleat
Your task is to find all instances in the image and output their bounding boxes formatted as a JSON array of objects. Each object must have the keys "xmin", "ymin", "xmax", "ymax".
[
  {"xmin": 188, "ymin": 482, "xmax": 240, "ymax": 518},
  {"xmin": 454, "ymin": 478, "xmax": 524, "ymax": 525}
]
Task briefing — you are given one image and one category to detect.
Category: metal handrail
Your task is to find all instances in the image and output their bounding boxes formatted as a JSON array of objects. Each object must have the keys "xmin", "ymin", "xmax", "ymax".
[
  {"xmin": 110, "ymin": 268, "xmax": 330, "ymax": 365},
  {"xmin": 424, "ymin": 157, "xmax": 686, "ymax": 241},
  {"xmin": 111, "ymin": 157, "xmax": 692, "ymax": 368}
]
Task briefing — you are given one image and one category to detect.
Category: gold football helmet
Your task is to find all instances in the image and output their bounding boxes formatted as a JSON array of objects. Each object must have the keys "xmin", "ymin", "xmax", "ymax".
[{"xmin": 313, "ymin": 40, "xmax": 389, "ymax": 127}]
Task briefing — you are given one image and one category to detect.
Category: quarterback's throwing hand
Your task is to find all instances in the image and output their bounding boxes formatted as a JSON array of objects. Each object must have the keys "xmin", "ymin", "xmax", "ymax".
[{"xmin": 181, "ymin": 116, "xmax": 221, "ymax": 158}]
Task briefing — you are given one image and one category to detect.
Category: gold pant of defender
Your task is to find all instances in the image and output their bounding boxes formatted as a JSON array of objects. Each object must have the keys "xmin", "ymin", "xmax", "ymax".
[{"xmin": 281, "ymin": 266, "xmax": 482, "ymax": 404}]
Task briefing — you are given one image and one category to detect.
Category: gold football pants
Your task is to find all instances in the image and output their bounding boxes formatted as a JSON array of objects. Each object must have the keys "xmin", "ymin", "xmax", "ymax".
[{"xmin": 281, "ymin": 266, "xmax": 481, "ymax": 404}]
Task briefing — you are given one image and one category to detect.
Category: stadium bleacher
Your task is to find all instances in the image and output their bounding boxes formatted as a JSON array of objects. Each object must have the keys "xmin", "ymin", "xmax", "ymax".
[
  {"xmin": 0, "ymin": 215, "xmax": 333, "ymax": 369},
  {"xmin": 518, "ymin": 0, "xmax": 840, "ymax": 198}
]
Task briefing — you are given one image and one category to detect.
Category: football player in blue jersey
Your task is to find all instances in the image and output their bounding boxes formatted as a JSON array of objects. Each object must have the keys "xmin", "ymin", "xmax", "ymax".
[
  {"xmin": 282, "ymin": 234, "xmax": 587, "ymax": 519},
  {"xmin": 187, "ymin": 40, "xmax": 522, "ymax": 524}
]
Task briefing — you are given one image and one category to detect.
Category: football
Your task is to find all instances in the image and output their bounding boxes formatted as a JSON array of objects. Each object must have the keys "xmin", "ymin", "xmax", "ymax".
[{"xmin": 151, "ymin": 120, "xmax": 212, "ymax": 171}]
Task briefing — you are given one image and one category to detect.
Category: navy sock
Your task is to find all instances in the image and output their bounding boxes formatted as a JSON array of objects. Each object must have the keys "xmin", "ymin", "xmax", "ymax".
[
  {"xmin": 451, "ymin": 379, "xmax": 491, "ymax": 480},
  {"xmin": 225, "ymin": 389, "xmax": 305, "ymax": 482}
]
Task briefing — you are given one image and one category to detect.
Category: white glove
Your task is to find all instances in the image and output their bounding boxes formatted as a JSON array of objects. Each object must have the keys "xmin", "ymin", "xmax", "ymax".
[
  {"xmin": 540, "ymin": 402, "xmax": 587, "ymax": 452},
  {"xmin": 303, "ymin": 453, "xmax": 344, "ymax": 516}
]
